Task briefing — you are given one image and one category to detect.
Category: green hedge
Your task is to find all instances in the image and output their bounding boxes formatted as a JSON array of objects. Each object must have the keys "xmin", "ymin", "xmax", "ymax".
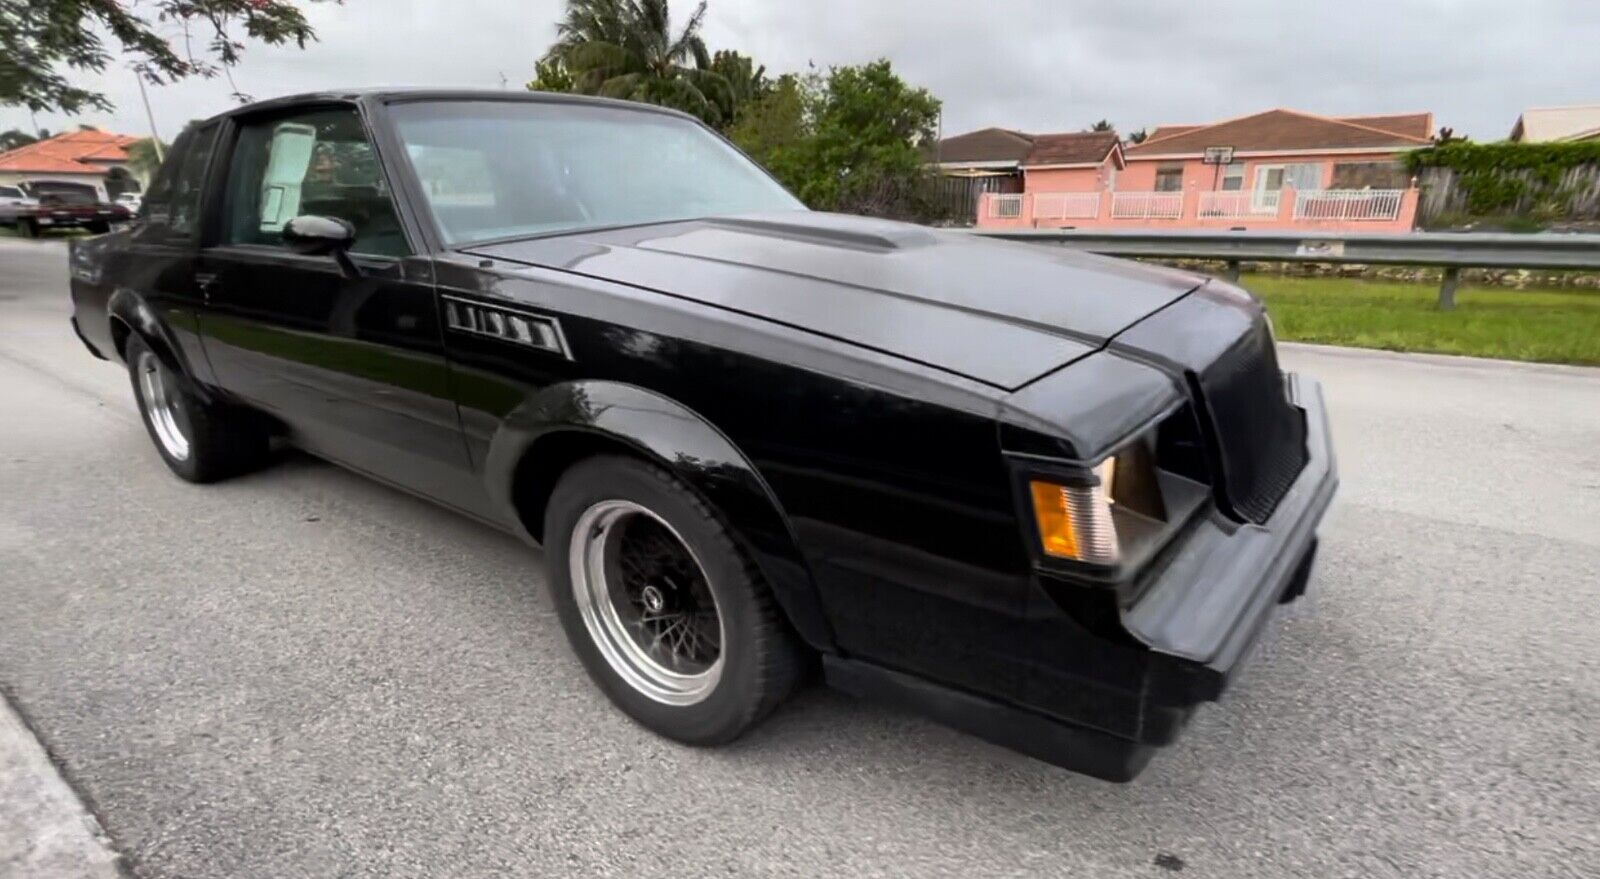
[{"xmin": 1406, "ymin": 142, "xmax": 1600, "ymax": 216}]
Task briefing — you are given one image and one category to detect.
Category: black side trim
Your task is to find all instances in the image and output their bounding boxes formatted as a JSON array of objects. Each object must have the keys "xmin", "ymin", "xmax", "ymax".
[{"xmin": 823, "ymin": 656, "xmax": 1157, "ymax": 783}]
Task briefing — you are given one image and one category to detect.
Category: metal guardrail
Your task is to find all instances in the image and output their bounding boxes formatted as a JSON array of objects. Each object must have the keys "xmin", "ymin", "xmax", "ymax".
[{"xmin": 971, "ymin": 228, "xmax": 1600, "ymax": 307}]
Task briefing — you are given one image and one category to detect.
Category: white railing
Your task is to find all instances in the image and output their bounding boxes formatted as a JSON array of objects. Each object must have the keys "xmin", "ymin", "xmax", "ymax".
[
  {"xmin": 1111, "ymin": 191, "xmax": 1185, "ymax": 220},
  {"xmin": 1198, "ymin": 190, "xmax": 1279, "ymax": 219},
  {"xmin": 1033, "ymin": 191, "xmax": 1101, "ymax": 220},
  {"xmin": 988, "ymin": 193, "xmax": 1024, "ymax": 219},
  {"xmin": 1293, "ymin": 189, "xmax": 1405, "ymax": 221}
]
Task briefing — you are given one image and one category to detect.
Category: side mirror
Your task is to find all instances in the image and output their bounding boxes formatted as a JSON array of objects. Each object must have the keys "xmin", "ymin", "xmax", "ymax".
[{"xmin": 281, "ymin": 215, "xmax": 361, "ymax": 278}]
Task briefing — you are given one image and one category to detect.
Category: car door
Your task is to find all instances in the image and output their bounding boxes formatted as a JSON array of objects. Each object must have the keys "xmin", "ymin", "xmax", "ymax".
[
  {"xmin": 198, "ymin": 103, "xmax": 488, "ymax": 517},
  {"xmin": 112, "ymin": 123, "xmax": 224, "ymax": 387}
]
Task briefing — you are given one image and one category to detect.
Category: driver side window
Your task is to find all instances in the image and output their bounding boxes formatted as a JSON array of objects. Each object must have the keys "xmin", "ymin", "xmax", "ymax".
[{"xmin": 221, "ymin": 107, "xmax": 408, "ymax": 257}]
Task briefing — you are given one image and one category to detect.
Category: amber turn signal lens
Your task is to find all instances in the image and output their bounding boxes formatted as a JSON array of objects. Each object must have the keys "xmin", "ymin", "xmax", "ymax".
[{"xmin": 1029, "ymin": 478, "xmax": 1120, "ymax": 564}]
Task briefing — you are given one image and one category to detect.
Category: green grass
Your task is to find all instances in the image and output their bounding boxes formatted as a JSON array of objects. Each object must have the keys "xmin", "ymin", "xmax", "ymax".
[{"xmin": 1245, "ymin": 274, "xmax": 1600, "ymax": 366}]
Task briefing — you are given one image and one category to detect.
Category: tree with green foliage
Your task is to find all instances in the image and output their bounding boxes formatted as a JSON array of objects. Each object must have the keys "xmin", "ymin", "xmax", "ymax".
[
  {"xmin": 125, "ymin": 137, "xmax": 166, "ymax": 179},
  {"xmin": 1126, "ymin": 128, "xmax": 1148, "ymax": 144},
  {"xmin": 542, "ymin": 0, "xmax": 732, "ymax": 126},
  {"xmin": 791, "ymin": 60, "xmax": 941, "ymax": 216},
  {"xmin": 726, "ymin": 73, "xmax": 806, "ymax": 168},
  {"xmin": 527, "ymin": 58, "xmax": 576, "ymax": 93},
  {"xmin": 0, "ymin": 127, "xmax": 39, "ymax": 151},
  {"xmin": 1089, "ymin": 119, "xmax": 1113, "ymax": 132},
  {"xmin": 705, "ymin": 49, "xmax": 765, "ymax": 120},
  {"xmin": 728, "ymin": 60, "xmax": 943, "ymax": 220},
  {"xmin": 0, "ymin": 0, "xmax": 335, "ymax": 113}
]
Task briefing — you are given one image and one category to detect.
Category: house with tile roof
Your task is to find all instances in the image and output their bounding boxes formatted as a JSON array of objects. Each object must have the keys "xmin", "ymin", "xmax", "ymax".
[
  {"xmin": 929, "ymin": 128, "xmax": 1124, "ymax": 222},
  {"xmin": 1509, "ymin": 104, "xmax": 1600, "ymax": 143},
  {"xmin": 960, "ymin": 109, "xmax": 1434, "ymax": 231},
  {"xmin": 0, "ymin": 129, "xmax": 146, "ymax": 202}
]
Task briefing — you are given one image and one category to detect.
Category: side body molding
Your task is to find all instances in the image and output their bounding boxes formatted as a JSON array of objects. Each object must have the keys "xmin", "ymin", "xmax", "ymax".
[{"xmin": 481, "ymin": 380, "xmax": 837, "ymax": 651}]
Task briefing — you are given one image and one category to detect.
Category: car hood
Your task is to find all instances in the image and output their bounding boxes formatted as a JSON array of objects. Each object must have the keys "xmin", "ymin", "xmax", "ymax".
[{"xmin": 463, "ymin": 211, "xmax": 1205, "ymax": 390}]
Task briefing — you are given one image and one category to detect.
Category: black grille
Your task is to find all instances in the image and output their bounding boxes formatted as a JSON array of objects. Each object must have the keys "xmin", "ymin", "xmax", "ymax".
[{"xmin": 1190, "ymin": 320, "xmax": 1308, "ymax": 523}]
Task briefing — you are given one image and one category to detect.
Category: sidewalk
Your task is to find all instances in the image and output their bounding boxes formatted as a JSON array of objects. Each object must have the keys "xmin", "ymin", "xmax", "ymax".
[{"xmin": 0, "ymin": 694, "xmax": 124, "ymax": 878}]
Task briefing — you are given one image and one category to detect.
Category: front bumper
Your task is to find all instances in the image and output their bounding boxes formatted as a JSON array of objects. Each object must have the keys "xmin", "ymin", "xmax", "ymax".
[
  {"xmin": 1125, "ymin": 371, "xmax": 1337, "ymax": 699},
  {"xmin": 826, "ymin": 372, "xmax": 1337, "ymax": 781}
]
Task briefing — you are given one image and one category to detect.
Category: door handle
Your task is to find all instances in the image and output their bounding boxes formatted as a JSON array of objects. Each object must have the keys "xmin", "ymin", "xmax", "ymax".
[{"xmin": 194, "ymin": 272, "xmax": 218, "ymax": 302}]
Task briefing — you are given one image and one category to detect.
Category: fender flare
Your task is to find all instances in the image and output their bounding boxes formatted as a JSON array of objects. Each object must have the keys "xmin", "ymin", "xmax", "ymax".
[
  {"xmin": 106, "ymin": 288, "xmax": 216, "ymax": 405},
  {"xmin": 483, "ymin": 380, "xmax": 837, "ymax": 652}
]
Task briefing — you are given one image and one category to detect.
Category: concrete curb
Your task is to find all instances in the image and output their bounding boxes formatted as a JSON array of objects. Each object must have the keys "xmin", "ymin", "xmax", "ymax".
[{"xmin": 0, "ymin": 694, "xmax": 125, "ymax": 878}]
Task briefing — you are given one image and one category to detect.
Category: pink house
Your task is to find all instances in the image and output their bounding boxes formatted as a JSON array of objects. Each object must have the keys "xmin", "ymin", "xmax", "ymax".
[{"xmin": 961, "ymin": 109, "xmax": 1434, "ymax": 232}]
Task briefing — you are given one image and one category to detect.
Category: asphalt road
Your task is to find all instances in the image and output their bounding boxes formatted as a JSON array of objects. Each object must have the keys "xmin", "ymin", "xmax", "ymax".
[{"xmin": 2, "ymin": 235, "xmax": 1597, "ymax": 878}]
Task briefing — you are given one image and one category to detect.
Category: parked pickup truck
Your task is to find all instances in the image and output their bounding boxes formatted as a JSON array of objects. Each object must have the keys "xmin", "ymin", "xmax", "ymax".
[
  {"xmin": 13, "ymin": 189, "xmax": 131, "ymax": 236},
  {"xmin": 67, "ymin": 89, "xmax": 1337, "ymax": 781}
]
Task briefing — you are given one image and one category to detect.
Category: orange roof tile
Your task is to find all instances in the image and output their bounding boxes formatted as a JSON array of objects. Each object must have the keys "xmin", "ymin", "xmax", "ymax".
[
  {"xmin": 0, "ymin": 130, "xmax": 142, "ymax": 176},
  {"xmin": 1127, "ymin": 109, "xmax": 1433, "ymax": 156},
  {"xmin": 1022, "ymin": 131, "xmax": 1122, "ymax": 166}
]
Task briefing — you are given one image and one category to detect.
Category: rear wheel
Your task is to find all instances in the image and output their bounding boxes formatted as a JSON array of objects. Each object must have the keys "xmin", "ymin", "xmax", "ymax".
[
  {"xmin": 125, "ymin": 334, "xmax": 268, "ymax": 483},
  {"xmin": 545, "ymin": 456, "xmax": 807, "ymax": 744}
]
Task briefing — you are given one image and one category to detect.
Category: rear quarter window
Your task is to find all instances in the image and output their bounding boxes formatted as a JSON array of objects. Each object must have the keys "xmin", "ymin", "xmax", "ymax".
[{"xmin": 137, "ymin": 123, "xmax": 219, "ymax": 243}]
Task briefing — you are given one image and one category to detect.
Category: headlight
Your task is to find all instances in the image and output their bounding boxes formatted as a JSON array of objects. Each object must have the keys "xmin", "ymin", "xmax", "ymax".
[{"xmin": 1029, "ymin": 461, "xmax": 1120, "ymax": 565}]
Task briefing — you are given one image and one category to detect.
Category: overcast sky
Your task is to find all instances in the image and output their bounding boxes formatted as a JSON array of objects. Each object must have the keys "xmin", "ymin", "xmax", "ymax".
[{"xmin": 4, "ymin": 0, "xmax": 1598, "ymax": 143}]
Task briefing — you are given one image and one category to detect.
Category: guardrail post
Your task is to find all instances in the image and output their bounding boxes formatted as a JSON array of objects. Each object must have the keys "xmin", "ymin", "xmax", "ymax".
[
  {"xmin": 1223, "ymin": 259, "xmax": 1241, "ymax": 283},
  {"xmin": 1438, "ymin": 267, "xmax": 1461, "ymax": 310}
]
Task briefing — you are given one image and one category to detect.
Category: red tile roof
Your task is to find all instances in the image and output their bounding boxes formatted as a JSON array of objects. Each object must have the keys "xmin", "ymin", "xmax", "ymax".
[
  {"xmin": 1127, "ymin": 109, "xmax": 1433, "ymax": 156},
  {"xmin": 1023, "ymin": 131, "xmax": 1121, "ymax": 166},
  {"xmin": 1341, "ymin": 112, "xmax": 1434, "ymax": 140},
  {"xmin": 930, "ymin": 127, "xmax": 1035, "ymax": 164},
  {"xmin": 0, "ymin": 130, "xmax": 142, "ymax": 176},
  {"xmin": 1141, "ymin": 124, "xmax": 1201, "ymax": 143}
]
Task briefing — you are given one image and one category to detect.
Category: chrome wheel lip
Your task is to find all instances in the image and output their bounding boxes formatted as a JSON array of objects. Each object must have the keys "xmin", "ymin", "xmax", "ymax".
[
  {"xmin": 570, "ymin": 499, "xmax": 725, "ymax": 706},
  {"xmin": 136, "ymin": 350, "xmax": 190, "ymax": 461}
]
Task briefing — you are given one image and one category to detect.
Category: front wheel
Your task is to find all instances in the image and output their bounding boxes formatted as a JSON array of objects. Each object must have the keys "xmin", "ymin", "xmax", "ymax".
[
  {"xmin": 125, "ymin": 335, "xmax": 268, "ymax": 482},
  {"xmin": 545, "ymin": 456, "xmax": 808, "ymax": 745}
]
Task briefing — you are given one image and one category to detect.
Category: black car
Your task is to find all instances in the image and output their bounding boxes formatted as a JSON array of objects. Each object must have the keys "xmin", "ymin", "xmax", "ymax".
[{"xmin": 68, "ymin": 90, "xmax": 1336, "ymax": 781}]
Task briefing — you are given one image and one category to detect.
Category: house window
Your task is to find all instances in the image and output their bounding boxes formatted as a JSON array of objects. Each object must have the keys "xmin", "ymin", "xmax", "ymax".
[
  {"xmin": 1154, "ymin": 164, "xmax": 1184, "ymax": 192},
  {"xmin": 1330, "ymin": 161, "xmax": 1408, "ymax": 189},
  {"xmin": 1255, "ymin": 162, "xmax": 1322, "ymax": 193},
  {"xmin": 1221, "ymin": 162, "xmax": 1246, "ymax": 191}
]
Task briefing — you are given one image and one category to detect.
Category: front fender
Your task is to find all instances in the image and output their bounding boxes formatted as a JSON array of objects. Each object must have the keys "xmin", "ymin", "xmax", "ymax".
[
  {"xmin": 483, "ymin": 380, "xmax": 836, "ymax": 651},
  {"xmin": 106, "ymin": 287, "xmax": 216, "ymax": 405}
]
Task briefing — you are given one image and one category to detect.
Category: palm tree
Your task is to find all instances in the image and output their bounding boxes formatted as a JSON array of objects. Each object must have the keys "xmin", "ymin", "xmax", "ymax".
[{"xmin": 544, "ymin": 0, "xmax": 732, "ymax": 126}]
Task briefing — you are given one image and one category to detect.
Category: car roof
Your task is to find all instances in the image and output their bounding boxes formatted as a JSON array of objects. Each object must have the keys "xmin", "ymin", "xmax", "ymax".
[{"xmin": 195, "ymin": 88, "xmax": 699, "ymax": 127}]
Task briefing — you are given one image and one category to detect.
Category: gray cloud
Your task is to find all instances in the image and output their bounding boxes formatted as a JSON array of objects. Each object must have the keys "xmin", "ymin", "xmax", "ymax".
[{"xmin": 5, "ymin": 0, "xmax": 1597, "ymax": 143}]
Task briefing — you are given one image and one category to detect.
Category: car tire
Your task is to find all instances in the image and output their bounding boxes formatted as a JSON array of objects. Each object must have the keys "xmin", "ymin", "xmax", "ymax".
[
  {"xmin": 124, "ymin": 334, "xmax": 269, "ymax": 483},
  {"xmin": 88, "ymin": 221, "xmax": 110, "ymax": 234},
  {"xmin": 20, "ymin": 219, "xmax": 38, "ymax": 238},
  {"xmin": 544, "ymin": 455, "xmax": 809, "ymax": 745}
]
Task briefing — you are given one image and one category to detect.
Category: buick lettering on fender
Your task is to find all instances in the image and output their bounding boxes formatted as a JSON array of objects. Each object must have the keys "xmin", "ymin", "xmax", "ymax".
[{"xmin": 68, "ymin": 90, "xmax": 1336, "ymax": 781}]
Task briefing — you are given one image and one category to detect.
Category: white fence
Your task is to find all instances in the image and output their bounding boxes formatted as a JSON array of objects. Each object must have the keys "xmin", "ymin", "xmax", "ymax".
[
  {"xmin": 1033, "ymin": 192, "xmax": 1101, "ymax": 220},
  {"xmin": 1198, "ymin": 191, "xmax": 1279, "ymax": 219},
  {"xmin": 988, "ymin": 193, "xmax": 1024, "ymax": 219},
  {"xmin": 1110, "ymin": 191, "xmax": 1185, "ymax": 220},
  {"xmin": 1292, "ymin": 189, "xmax": 1405, "ymax": 221}
]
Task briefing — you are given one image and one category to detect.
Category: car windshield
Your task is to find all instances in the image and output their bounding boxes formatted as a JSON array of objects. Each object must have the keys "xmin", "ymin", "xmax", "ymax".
[{"xmin": 389, "ymin": 99, "xmax": 805, "ymax": 245}]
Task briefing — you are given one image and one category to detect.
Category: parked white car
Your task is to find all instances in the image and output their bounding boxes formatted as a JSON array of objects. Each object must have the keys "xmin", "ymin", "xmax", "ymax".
[{"xmin": 0, "ymin": 184, "xmax": 40, "ymax": 226}]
